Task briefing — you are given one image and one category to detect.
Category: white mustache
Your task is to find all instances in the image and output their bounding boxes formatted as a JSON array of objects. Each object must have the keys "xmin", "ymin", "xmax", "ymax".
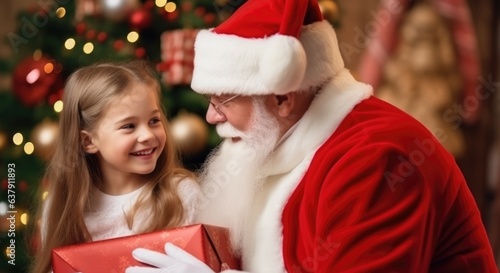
[{"xmin": 216, "ymin": 123, "xmax": 246, "ymax": 139}]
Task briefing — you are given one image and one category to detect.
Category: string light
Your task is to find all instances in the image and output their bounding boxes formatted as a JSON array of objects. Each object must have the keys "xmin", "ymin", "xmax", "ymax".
[
  {"xmin": 165, "ymin": 2, "xmax": 176, "ymax": 12},
  {"xmin": 44, "ymin": 62, "xmax": 54, "ymax": 74},
  {"xmin": 13, "ymin": 133, "xmax": 23, "ymax": 145},
  {"xmin": 56, "ymin": 7, "xmax": 66, "ymax": 18},
  {"xmin": 127, "ymin": 31, "xmax": 139, "ymax": 43},
  {"xmin": 54, "ymin": 100, "xmax": 64, "ymax": 113},
  {"xmin": 155, "ymin": 0, "xmax": 167, "ymax": 7},
  {"xmin": 65, "ymin": 38, "xmax": 76, "ymax": 50},
  {"xmin": 83, "ymin": 42, "xmax": 94, "ymax": 54},
  {"xmin": 20, "ymin": 213, "xmax": 28, "ymax": 225},
  {"xmin": 24, "ymin": 142, "xmax": 34, "ymax": 155}
]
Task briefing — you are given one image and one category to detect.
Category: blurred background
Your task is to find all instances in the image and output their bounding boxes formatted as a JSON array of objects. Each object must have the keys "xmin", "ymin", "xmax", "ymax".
[{"xmin": 0, "ymin": 0, "xmax": 498, "ymax": 272}]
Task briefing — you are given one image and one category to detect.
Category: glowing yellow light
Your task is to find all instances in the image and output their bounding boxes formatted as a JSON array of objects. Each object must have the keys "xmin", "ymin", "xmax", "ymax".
[
  {"xmin": 155, "ymin": 0, "xmax": 167, "ymax": 7},
  {"xmin": 24, "ymin": 142, "xmax": 34, "ymax": 155},
  {"xmin": 127, "ymin": 31, "xmax": 139, "ymax": 43},
  {"xmin": 65, "ymin": 38, "xmax": 76, "ymax": 50},
  {"xmin": 13, "ymin": 133, "xmax": 23, "ymax": 145},
  {"xmin": 42, "ymin": 191, "xmax": 49, "ymax": 200},
  {"xmin": 20, "ymin": 213, "xmax": 28, "ymax": 225},
  {"xmin": 38, "ymin": 126, "xmax": 56, "ymax": 145},
  {"xmin": 44, "ymin": 63, "xmax": 54, "ymax": 74},
  {"xmin": 5, "ymin": 248, "xmax": 10, "ymax": 257},
  {"xmin": 165, "ymin": 2, "xmax": 177, "ymax": 12},
  {"xmin": 54, "ymin": 100, "xmax": 64, "ymax": 113},
  {"xmin": 56, "ymin": 7, "xmax": 66, "ymax": 18},
  {"xmin": 83, "ymin": 42, "xmax": 94, "ymax": 54},
  {"xmin": 33, "ymin": 49, "xmax": 42, "ymax": 61}
]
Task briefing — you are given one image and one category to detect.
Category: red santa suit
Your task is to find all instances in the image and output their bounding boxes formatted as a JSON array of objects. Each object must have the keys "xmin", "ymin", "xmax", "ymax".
[
  {"xmin": 190, "ymin": 0, "xmax": 497, "ymax": 271},
  {"xmin": 219, "ymin": 69, "xmax": 497, "ymax": 273}
]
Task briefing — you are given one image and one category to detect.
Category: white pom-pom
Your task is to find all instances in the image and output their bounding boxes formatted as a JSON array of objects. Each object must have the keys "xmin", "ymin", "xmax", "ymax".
[{"xmin": 259, "ymin": 35, "xmax": 307, "ymax": 94}]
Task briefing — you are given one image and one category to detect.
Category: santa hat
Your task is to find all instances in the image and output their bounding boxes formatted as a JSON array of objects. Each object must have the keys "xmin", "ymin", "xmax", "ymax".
[{"xmin": 191, "ymin": 0, "xmax": 345, "ymax": 96}]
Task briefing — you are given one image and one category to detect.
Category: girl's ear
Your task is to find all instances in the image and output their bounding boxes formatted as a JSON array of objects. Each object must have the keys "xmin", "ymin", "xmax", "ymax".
[{"xmin": 80, "ymin": 130, "xmax": 98, "ymax": 154}]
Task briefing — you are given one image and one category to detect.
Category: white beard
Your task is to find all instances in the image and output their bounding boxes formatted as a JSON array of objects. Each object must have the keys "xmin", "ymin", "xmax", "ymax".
[{"xmin": 196, "ymin": 99, "xmax": 280, "ymax": 254}]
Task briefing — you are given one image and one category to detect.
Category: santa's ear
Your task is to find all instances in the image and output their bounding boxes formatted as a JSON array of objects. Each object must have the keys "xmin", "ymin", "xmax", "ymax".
[
  {"xmin": 80, "ymin": 130, "xmax": 98, "ymax": 154},
  {"xmin": 271, "ymin": 93, "xmax": 295, "ymax": 118}
]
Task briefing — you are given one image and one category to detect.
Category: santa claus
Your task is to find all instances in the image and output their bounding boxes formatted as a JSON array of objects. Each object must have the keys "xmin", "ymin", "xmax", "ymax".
[{"xmin": 127, "ymin": 0, "xmax": 497, "ymax": 272}]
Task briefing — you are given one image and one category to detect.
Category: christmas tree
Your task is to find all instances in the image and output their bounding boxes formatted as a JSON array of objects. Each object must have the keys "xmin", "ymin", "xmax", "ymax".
[
  {"xmin": 0, "ymin": 0, "xmax": 239, "ymax": 271},
  {"xmin": 0, "ymin": 0, "xmax": 340, "ymax": 272}
]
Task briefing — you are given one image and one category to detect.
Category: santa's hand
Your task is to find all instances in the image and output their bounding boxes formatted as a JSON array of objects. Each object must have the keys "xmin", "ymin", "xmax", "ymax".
[{"xmin": 126, "ymin": 242, "xmax": 215, "ymax": 273}]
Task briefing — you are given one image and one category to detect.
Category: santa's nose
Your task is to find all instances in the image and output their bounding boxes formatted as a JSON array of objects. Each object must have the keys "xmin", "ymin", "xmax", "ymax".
[{"xmin": 206, "ymin": 104, "xmax": 226, "ymax": 124}]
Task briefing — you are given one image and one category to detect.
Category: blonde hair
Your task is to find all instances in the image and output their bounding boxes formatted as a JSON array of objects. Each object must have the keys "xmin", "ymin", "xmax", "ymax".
[{"xmin": 31, "ymin": 60, "xmax": 193, "ymax": 273}]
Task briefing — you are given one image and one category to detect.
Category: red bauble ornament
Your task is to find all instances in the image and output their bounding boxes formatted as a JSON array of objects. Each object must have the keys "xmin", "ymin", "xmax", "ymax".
[
  {"xmin": 129, "ymin": 8, "xmax": 152, "ymax": 30},
  {"xmin": 194, "ymin": 7, "xmax": 205, "ymax": 17},
  {"xmin": 166, "ymin": 10, "xmax": 179, "ymax": 21},
  {"xmin": 114, "ymin": 40, "xmax": 125, "ymax": 51},
  {"xmin": 19, "ymin": 181, "xmax": 28, "ymax": 192},
  {"xmin": 181, "ymin": 2, "xmax": 193, "ymax": 12},
  {"xmin": 204, "ymin": 13, "xmax": 216, "ymax": 25},
  {"xmin": 86, "ymin": 29, "xmax": 96, "ymax": 40},
  {"xmin": 97, "ymin": 32, "xmax": 108, "ymax": 43},
  {"xmin": 12, "ymin": 56, "xmax": 63, "ymax": 107},
  {"xmin": 76, "ymin": 22, "xmax": 87, "ymax": 35},
  {"xmin": 135, "ymin": 47, "xmax": 146, "ymax": 58}
]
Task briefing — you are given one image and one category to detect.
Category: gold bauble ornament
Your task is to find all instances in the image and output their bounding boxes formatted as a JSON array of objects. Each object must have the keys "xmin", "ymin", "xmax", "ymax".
[
  {"xmin": 170, "ymin": 113, "xmax": 208, "ymax": 156},
  {"xmin": 31, "ymin": 119, "xmax": 59, "ymax": 161},
  {"xmin": 318, "ymin": 0, "xmax": 340, "ymax": 24}
]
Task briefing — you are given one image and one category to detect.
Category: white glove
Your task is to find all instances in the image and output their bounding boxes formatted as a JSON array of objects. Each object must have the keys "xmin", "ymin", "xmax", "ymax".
[{"xmin": 125, "ymin": 242, "xmax": 215, "ymax": 273}]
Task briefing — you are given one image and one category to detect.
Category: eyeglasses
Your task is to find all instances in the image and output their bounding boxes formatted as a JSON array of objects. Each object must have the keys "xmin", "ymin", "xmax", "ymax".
[{"xmin": 203, "ymin": 94, "xmax": 240, "ymax": 115}]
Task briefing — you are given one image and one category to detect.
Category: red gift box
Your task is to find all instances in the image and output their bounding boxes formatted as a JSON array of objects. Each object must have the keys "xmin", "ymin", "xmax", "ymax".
[
  {"xmin": 159, "ymin": 29, "xmax": 199, "ymax": 86},
  {"xmin": 52, "ymin": 224, "xmax": 240, "ymax": 273}
]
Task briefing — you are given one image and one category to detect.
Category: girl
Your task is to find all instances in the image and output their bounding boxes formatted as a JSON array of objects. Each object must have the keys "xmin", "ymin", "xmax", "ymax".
[{"xmin": 31, "ymin": 61, "xmax": 200, "ymax": 273}]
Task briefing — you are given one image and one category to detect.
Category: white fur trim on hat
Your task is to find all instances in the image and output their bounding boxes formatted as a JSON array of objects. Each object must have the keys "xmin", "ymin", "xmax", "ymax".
[
  {"xmin": 191, "ymin": 31, "xmax": 306, "ymax": 95},
  {"xmin": 259, "ymin": 35, "xmax": 306, "ymax": 94},
  {"xmin": 191, "ymin": 20, "xmax": 344, "ymax": 96},
  {"xmin": 298, "ymin": 20, "xmax": 345, "ymax": 91}
]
